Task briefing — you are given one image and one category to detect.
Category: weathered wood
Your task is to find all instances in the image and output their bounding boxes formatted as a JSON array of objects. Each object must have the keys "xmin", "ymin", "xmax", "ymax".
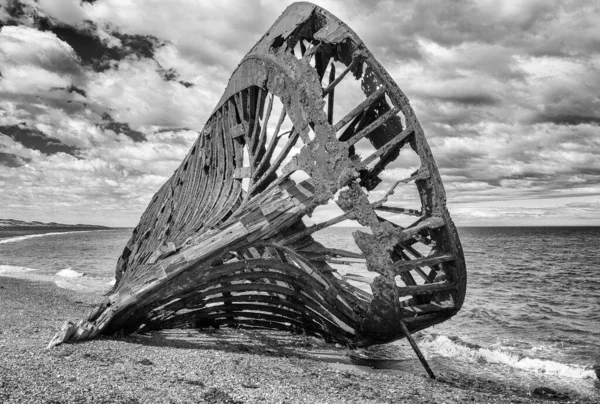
[
  {"xmin": 49, "ymin": 4, "xmax": 467, "ymax": 379},
  {"xmin": 399, "ymin": 320, "xmax": 436, "ymax": 379},
  {"xmin": 347, "ymin": 106, "xmax": 400, "ymax": 146},
  {"xmin": 392, "ymin": 254, "xmax": 456, "ymax": 276},
  {"xmin": 322, "ymin": 52, "xmax": 360, "ymax": 96},
  {"xmin": 361, "ymin": 126, "xmax": 413, "ymax": 167},
  {"xmin": 327, "ymin": 64, "xmax": 335, "ymax": 124},
  {"xmin": 374, "ymin": 205, "xmax": 422, "ymax": 216},
  {"xmin": 334, "ymin": 87, "xmax": 387, "ymax": 132},
  {"xmin": 396, "ymin": 281, "xmax": 456, "ymax": 297},
  {"xmin": 250, "ymin": 129, "xmax": 299, "ymax": 194}
]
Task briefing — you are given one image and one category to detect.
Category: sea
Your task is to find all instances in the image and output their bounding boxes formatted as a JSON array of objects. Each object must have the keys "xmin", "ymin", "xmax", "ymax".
[{"xmin": 1, "ymin": 226, "xmax": 599, "ymax": 398}]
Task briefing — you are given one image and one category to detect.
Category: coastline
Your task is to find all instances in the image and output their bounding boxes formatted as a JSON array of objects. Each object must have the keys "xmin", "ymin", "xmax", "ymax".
[
  {"xmin": 0, "ymin": 227, "xmax": 113, "ymax": 240},
  {"xmin": 0, "ymin": 277, "xmax": 596, "ymax": 403}
]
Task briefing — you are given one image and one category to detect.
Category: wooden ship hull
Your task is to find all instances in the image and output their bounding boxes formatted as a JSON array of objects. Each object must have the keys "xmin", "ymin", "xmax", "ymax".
[{"xmin": 49, "ymin": 2, "xmax": 467, "ymax": 371}]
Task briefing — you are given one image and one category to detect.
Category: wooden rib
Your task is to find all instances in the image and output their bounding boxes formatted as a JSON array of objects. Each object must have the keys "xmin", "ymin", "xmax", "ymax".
[
  {"xmin": 374, "ymin": 205, "xmax": 422, "ymax": 217},
  {"xmin": 171, "ymin": 138, "xmax": 202, "ymax": 230},
  {"xmin": 230, "ymin": 100, "xmax": 245, "ymax": 166},
  {"xmin": 252, "ymin": 93, "xmax": 274, "ymax": 166},
  {"xmin": 197, "ymin": 294, "xmax": 343, "ymax": 334},
  {"xmin": 302, "ymin": 42, "xmax": 322, "ymax": 62},
  {"xmin": 233, "ymin": 92, "xmax": 251, "ymax": 147},
  {"xmin": 282, "ymin": 210, "xmax": 355, "ymax": 245},
  {"xmin": 406, "ymin": 216, "xmax": 445, "ymax": 232},
  {"xmin": 218, "ymin": 102, "xmax": 249, "ymax": 224},
  {"xmin": 186, "ymin": 133, "xmax": 212, "ymax": 234},
  {"xmin": 254, "ymin": 107, "xmax": 287, "ymax": 179},
  {"xmin": 192, "ymin": 282, "xmax": 355, "ymax": 332},
  {"xmin": 323, "ymin": 57, "xmax": 358, "ymax": 96},
  {"xmin": 324, "ymin": 248, "xmax": 364, "ymax": 259},
  {"xmin": 193, "ymin": 294, "xmax": 342, "ymax": 332},
  {"xmin": 400, "ymin": 302, "xmax": 454, "ymax": 315},
  {"xmin": 400, "ymin": 244, "xmax": 441, "ymax": 283},
  {"xmin": 249, "ymin": 87, "xmax": 266, "ymax": 155},
  {"xmin": 392, "ymin": 254, "xmax": 455, "ymax": 276},
  {"xmin": 286, "ymin": 190, "xmax": 434, "ymax": 247},
  {"xmin": 327, "ymin": 64, "xmax": 335, "ymax": 124},
  {"xmin": 189, "ymin": 306, "xmax": 324, "ymax": 332},
  {"xmin": 208, "ymin": 109, "xmax": 232, "ymax": 218},
  {"xmin": 199, "ymin": 110, "xmax": 233, "ymax": 228},
  {"xmin": 190, "ymin": 117, "xmax": 221, "ymax": 228},
  {"xmin": 346, "ymin": 106, "xmax": 400, "ymax": 146},
  {"xmin": 201, "ymin": 310, "xmax": 304, "ymax": 327},
  {"xmin": 205, "ymin": 110, "xmax": 234, "ymax": 225},
  {"xmin": 334, "ymin": 87, "xmax": 387, "ymax": 132},
  {"xmin": 392, "ymin": 246, "xmax": 419, "ymax": 286},
  {"xmin": 396, "ymin": 281, "xmax": 456, "ymax": 297},
  {"xmin": 338, "ymin": 109, "xmax": 368, "ymax": 142},
  {"xmin": 342, "ymin": 273, "xmax": 372, "ymax": 284},
  {"xmin": 361, "ymin": 125, "xmax": 414, "ymax": 167},
  {"xmin": 154, "ymin": 267, "xmax": 331, "ymax": 320},
  {"xmin": 371, "ymin": 167, "xmax": 431, "ymax": 209},
  {"xmin": 249, "ymin": 128, "xmax": 299, "ymax": 194}
]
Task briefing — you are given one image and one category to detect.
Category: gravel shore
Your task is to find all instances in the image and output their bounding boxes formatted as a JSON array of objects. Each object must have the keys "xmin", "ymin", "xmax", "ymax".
[{"xmin": 0, "ymin": 277, "xmax": 595, "ymax": 403}]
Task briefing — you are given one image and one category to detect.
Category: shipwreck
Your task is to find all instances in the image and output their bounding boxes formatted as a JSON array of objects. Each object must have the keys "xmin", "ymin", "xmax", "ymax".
[{"xmin": 49, "ymin": 2, "xmax": 466, "ymax": 377}]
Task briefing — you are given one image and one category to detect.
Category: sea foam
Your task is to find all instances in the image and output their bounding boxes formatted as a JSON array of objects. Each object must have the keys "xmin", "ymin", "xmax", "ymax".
[
  {"xmin": 418, "ymin": 334, "xmax": 596, "ymax": 380},
  {"xmin": 0, "ymin": 264, "xmax": 38, "ymax": 274},
  {"xmin": 0, "ymin": 231, "xmax": 92, "ymax": 245},
  {"xmin": 56, "ymin": 268, "xmax": 86, "ymax": 278}
]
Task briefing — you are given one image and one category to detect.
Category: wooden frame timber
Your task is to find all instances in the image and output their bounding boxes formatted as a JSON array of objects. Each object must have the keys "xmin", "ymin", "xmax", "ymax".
[{"xmin": 48, "ymin": 2, "xmax": 467, "ymax": 370}]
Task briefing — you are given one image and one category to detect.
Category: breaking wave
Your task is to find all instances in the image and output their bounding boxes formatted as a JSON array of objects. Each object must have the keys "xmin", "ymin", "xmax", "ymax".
[
  {"xmin": 0, "ymin": 264, "xmax": 38, "ymax": 274},
  {"xmin": 0, "ymin": 265, "xmax": 111, "ymax": 293},
  {"xmin": 0, "ymin": 231, "xmax": 92, "ymax": 245},
  {"xmin": 56, "ymin": 268, "xmax": 86, "ymax": 278},
  {"xmin": 417, "ymin": 334, "xmax": 596, "ymax": 380}
]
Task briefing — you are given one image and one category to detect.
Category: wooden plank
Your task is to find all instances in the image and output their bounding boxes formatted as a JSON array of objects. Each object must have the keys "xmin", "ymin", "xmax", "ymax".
[
  {"xmin": 252, "ymin": 93, "xmax": 274, "ymax": 166},
  {"xmin": 322, "ymin": 54, "xmax": 359, "ymax": 96},
  {"xmin": 396, "ymin": 281, "xmax": 456, "ymax": 297},
  {"xmin": 392, "ymin": 254, "xmax": 455, "ymax": 275},
  {"xmin": 327, "ymin": 64, "xmax": 335, "ymax": 124},
  {"xmin": 231, "ymin": 122, "xmax": 246, "ymax": 138},
  {"xmin": 250, "ymin": 129, "xmax": 299, "ymax": 194},
  {"xmin": 361, "ymin": 125, "xmax": 414, "ymax": 167},
  {"xmin": 347, "ymin": 106, "xmax": 400, "ymax": 146},
  {"xmin": 374, "ymin": 205, "xmax": 421, "ymax": 216},
  {"xmin": 233, "ymin": 166, "xmax": 252, "ymax": 179},
  {"xmin": 334, "ymin": 86, "xmax": 386, "ymax": 132}
]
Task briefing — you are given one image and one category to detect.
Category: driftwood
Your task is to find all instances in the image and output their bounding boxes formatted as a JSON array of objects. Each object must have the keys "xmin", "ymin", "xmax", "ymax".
[{"xmin": 49, "ymin": 2, "xmax": 467, "ymax": 371}]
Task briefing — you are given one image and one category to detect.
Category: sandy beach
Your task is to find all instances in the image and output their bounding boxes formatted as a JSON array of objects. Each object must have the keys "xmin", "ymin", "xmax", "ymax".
[{"xmin": 0, "ymin": 277, "xmax": 595, "ymax": 403}]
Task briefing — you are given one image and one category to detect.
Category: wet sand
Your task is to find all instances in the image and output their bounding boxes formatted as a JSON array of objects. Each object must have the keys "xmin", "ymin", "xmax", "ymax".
[{"xmin": 0, "ymin": 277, "xmax": 594, "ymax": 403}]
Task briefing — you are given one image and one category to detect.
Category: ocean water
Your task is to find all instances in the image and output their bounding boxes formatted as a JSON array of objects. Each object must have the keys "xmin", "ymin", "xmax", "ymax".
[
  {"xmin": 0, "ymin": 229, "xmax": 127, "ymax": 293},
  {"xmin": 0, "ymin": 226, "xmax": 598, "ymax": 398}
]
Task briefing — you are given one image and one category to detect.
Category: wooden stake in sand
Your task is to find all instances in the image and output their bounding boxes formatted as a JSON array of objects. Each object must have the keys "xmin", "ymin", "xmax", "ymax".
[
  {"xmin": 48, "ymin": 2, "xmax": 467, "ymax": 376},
  {"xmin": 399, "ymin": 320, "xmax": 436, "ymax": 379}
]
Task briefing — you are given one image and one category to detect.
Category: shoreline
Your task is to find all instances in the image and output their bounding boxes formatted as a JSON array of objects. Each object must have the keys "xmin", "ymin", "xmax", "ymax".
[
  {"xmin": 0, "ymin": 277, "xmax": 596, "ymax": 403},
  {"xmin": 0, "ymin": 227, "xmax": 114, "ymax": 240}
]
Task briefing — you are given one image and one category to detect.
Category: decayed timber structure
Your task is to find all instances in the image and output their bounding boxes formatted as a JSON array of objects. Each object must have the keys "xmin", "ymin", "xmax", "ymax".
[{"xmin": 49, "ymin": 2, "xmax": 466, "ymax": 374}]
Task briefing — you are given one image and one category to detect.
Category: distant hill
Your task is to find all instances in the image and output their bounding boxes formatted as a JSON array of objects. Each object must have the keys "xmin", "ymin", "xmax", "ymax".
[{"xmin": 0, "ymin": 219, "xmax": 110, "ymax": 230}]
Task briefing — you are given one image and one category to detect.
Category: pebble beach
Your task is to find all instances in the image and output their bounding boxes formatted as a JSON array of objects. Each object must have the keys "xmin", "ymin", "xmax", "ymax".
[{"xmin": 0, "ymin": 276, "xmax": 596, "ymax": 404}]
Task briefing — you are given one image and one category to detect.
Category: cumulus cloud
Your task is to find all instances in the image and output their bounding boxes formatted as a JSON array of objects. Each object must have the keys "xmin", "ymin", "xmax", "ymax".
[{"xmin": 0, "ymin": 0, "xmax": 598, "ymax": 226}]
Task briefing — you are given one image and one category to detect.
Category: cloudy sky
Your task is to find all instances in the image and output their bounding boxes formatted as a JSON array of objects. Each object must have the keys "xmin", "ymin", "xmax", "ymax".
[{"xmin": 0, "ymin": 0, "xmax": 599, "ymax": 227}]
